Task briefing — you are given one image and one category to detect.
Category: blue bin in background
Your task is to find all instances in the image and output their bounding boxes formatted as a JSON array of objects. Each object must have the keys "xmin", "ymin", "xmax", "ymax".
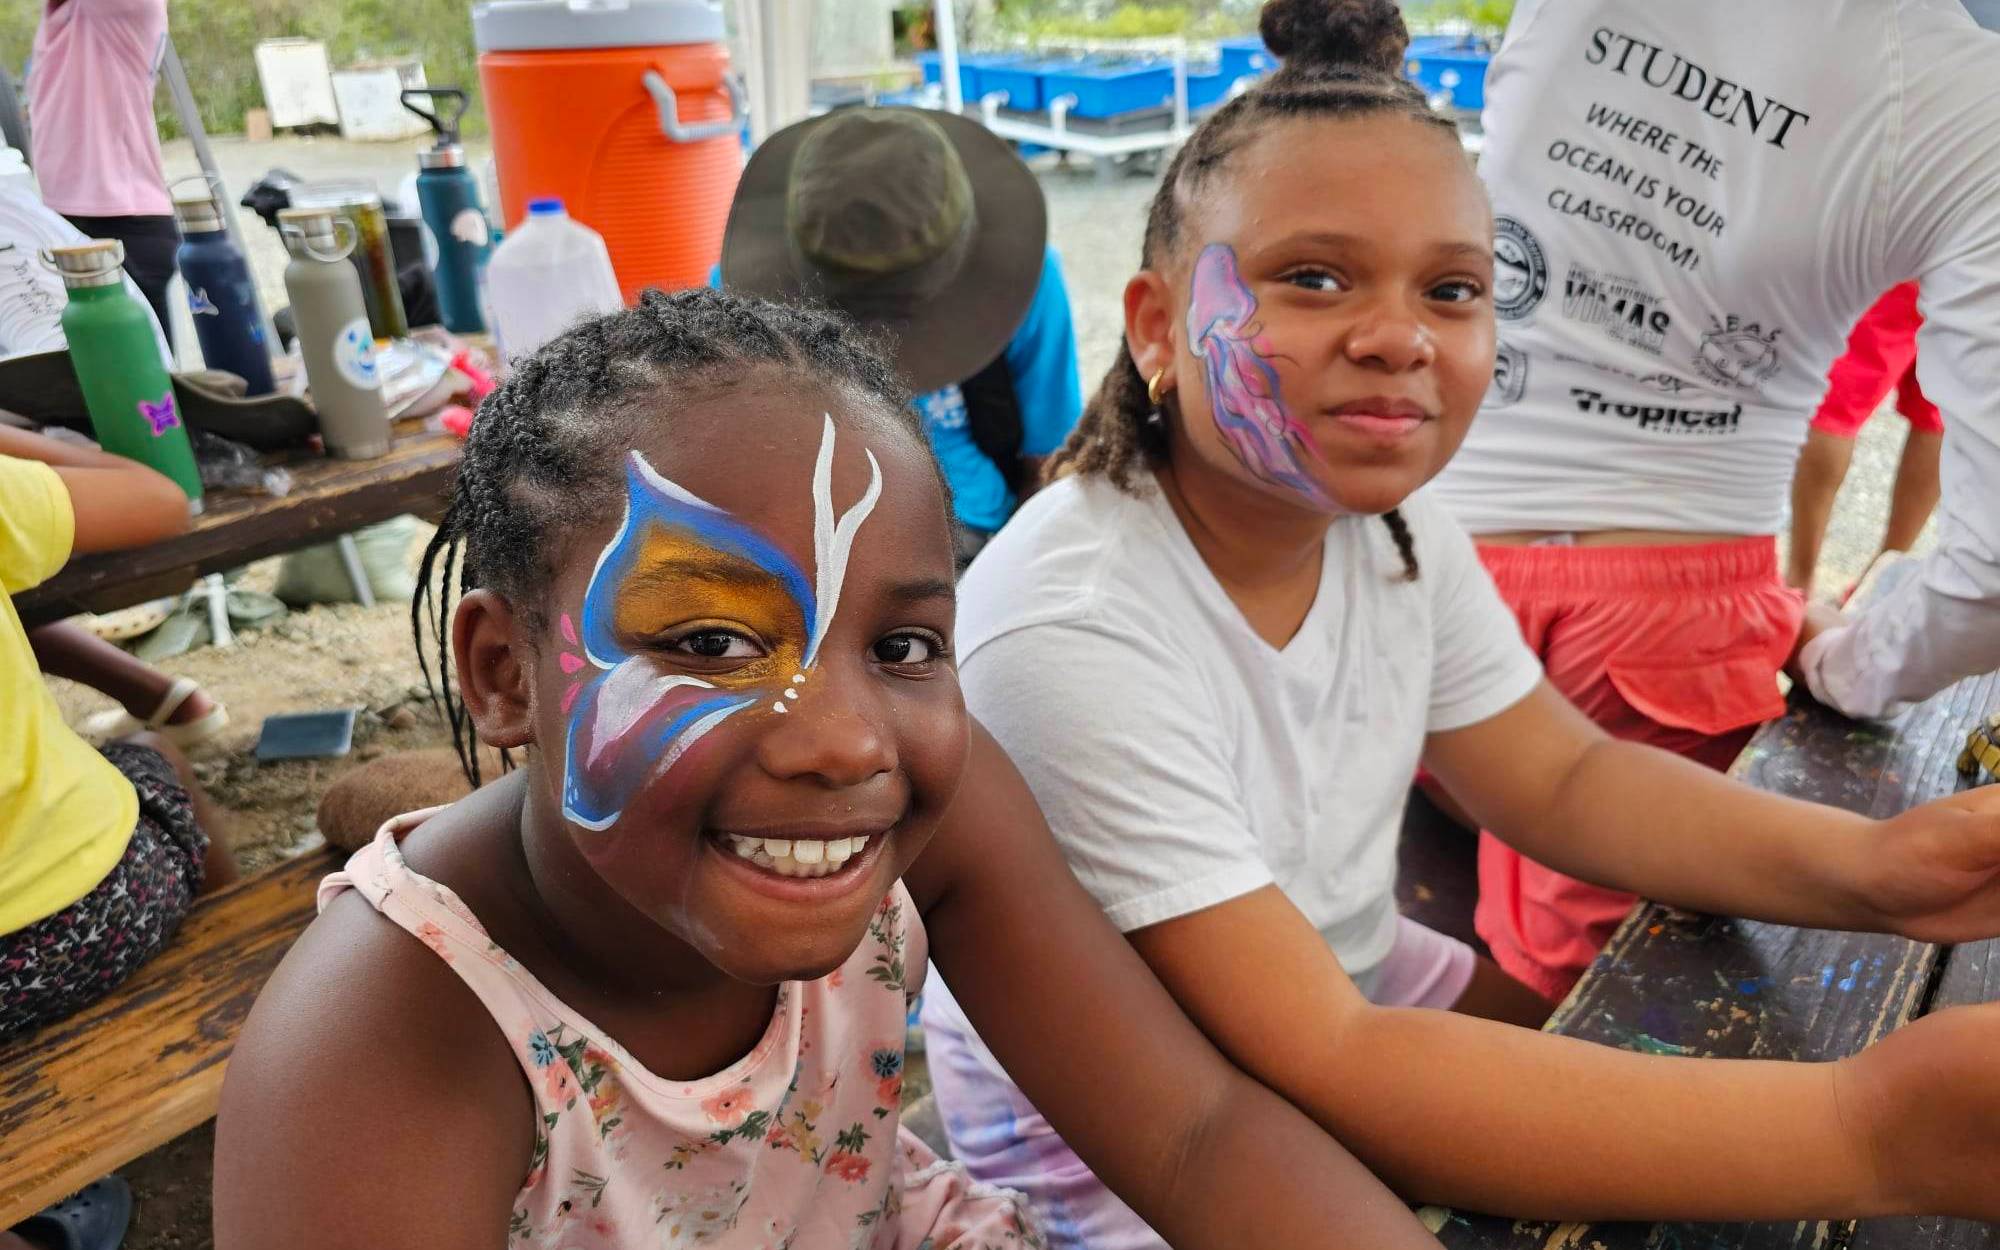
[
  {"xmin": 914, "ymin": 51, "xmax": 1028, "ymax": 102},
  {"xmin": 979, "ymin": 59, "xmax": 1084, "ymax": 111},
  {"xmin": 1040, "ymin": 60, "xmax": 1176, "ymax": 118},
  {"xmin": 1217, "ymin": 36, "xmax": 1276, "ymax": 83},
  {"xmin": 1185, "ymin": 67, "xmax": 1234, "ymax": 111},
  {"xmin": 1403, "ymin": 36, "xmax": 1493, "ymax": 111}
]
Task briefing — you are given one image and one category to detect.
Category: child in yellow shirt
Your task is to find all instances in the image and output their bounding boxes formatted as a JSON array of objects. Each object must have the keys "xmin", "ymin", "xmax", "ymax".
[{"xmin": 0, "ymin": 425, "xmax": 234, "ymax": 1043}]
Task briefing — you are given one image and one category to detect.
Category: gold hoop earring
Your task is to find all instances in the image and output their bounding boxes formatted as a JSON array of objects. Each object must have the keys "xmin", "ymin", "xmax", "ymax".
[{"xmin": 1147, "ymin": 369, "xmax": 1167, "ymax": 407}]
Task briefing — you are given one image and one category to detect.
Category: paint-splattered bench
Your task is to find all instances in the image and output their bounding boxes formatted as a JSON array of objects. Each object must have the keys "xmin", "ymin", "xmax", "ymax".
[
  {"xmin": 0, "ymin": 850, "xmax": 332, "ymax": 1227},
  {"xmin": 1431, "ymin": 564, "xmax": 2000, "ymax": 1250},
  {"xmin": 11, "ymin": 418, "xmax": 460, "ymax": 630}
]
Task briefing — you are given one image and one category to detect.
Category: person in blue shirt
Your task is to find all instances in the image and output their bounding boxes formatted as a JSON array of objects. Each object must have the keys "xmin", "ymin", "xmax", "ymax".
[{"xmin": 720, "ymin": 107, "xmax": 1084, "ymax": 566}]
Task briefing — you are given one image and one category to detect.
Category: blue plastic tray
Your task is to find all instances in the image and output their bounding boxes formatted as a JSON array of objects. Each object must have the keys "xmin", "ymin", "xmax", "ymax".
[
  {"xmin": 914, "ymin": 51, "xmax": 1028, "ymax": 102},
  {"xmin": 1186, "ymin": 68, "xmax": 1233, "ymax": 111},
  {"xmin": 1040, "ymin": 61, "xmax": 1177, "ymax": 119},
  {"xmin": 1403, "ymin": 36, "xmax": 1493, "ymax": 111},
  {"xmin": 1217, "ymin": 36, "xmax": 1277, "ymax": 83},
  {"xmin": 978, "ymin": 59, "xmax": 1084, "ymax": 111}
]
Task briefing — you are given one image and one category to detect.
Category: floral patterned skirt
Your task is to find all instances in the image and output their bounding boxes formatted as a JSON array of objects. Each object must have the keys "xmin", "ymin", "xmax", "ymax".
[{"xmin": 0, "ymin": 742, "xmax": 208, "ymax": 1042}]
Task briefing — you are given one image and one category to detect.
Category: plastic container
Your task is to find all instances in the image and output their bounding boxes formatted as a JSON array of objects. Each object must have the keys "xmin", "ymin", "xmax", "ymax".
[
  {"xmin": 914, "ymin": 51, "xmax": 1027, "ymax": 103},
  {"xmin": 1217, "ymin": 37, "xmax": 1275, "ymax": 83},
  {"xmin": 484, "ymin": 198, "xmax": 624, "ymax": 365},
  {"xmin": 174, "ymin": 193, "xmax": 277, "ymax": 395},
  {"xmin": 978, "ymin": 59, "xmax": 1080, "ymax": 112},
  {"xmin": 1404, "ymin": 36, "xmax": 1493, "ymax": 112},
  {"xmin": 1185, "ymin": 67, "xmax": 1234, "ymax": 111},
  {"xmin": 475, "ymin": 0, "xmax": 747, "ymax": 302},
  {"xmin": 52, "ymin": 242, "xmax": 203, "ymax": 508},
  {"xmin": 1040, "ymin": 60, "xmax": 1176, "ymax": 119}
]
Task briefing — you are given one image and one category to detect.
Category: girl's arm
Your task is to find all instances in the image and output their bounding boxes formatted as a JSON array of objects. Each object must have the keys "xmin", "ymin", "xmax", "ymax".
[
  {"xmin": 1122, "ymin": 875, "xmax": 2000, "ymax": 1221},
  {"xmin": 907, "ymin": 724, "xmax": 1439, "ymax": 1249},
  {"xmin": 213, "ymin": 893, "xmax": 531, "ymax": 1250},
  {"xmin": 1425, "ymin": 682, "xmax": 2000, "ymax": 942},
  {"xmin": 0, "ymin": 424, "xmax": 192, "ymax": 553}
]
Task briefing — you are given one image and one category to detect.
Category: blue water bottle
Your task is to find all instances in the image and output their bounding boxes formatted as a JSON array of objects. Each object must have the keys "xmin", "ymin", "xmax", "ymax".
[
  {"xmin": 173, "ymin": 191, "xmax": 276, "ymax": 394},
  {"xmin": 402, "ymin": 88, "xmax": 490, "ymax": 335}
]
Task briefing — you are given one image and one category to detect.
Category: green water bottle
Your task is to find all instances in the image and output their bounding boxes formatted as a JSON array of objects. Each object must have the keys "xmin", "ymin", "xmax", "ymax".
[{"xmin": 52, "ymin": 241, "xmax": 203, "ymax": 510}]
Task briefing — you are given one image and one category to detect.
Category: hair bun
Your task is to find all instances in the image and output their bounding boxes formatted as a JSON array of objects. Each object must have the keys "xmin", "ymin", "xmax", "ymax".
[{"xmin": 1258, "ymin": 0, "xmax": 1410, "ymax": 75}]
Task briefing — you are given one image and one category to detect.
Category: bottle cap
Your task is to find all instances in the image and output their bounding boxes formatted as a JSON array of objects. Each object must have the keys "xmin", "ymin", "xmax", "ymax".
[
  {"xmin": 417, "ymin": 144, "xmax": 468, "ymax": 169},
  {"xmin": 172, "ymin": 193, "xmax": 226, "ymax": 234},
  {"xmin": 528, "ymin": 197, "xmax": 566, "ymax": 216},
  {"xmin": 277, "ymin": 206, "xmax": 354, "ymax": 260},
  {"xmin": 47, "ymin": 241, "xmax": 126, "ymax": 289}
]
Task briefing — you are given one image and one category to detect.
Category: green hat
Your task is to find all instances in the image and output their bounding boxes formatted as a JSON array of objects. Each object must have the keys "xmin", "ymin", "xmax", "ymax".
[{"xmin": 722, "ymin": 107, "xmax": 1048, "ymax": 393}]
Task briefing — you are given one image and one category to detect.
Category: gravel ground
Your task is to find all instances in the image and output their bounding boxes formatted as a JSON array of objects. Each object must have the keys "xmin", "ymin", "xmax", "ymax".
[{"xmin": 62, "ymin": 136, "xmax": 1926, "ymax": 1249}]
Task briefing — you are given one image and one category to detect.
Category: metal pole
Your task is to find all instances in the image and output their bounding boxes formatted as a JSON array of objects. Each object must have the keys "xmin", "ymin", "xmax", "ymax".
[
  {"xmin": 159, "ymin": 38, "xmax": 280, "ymax": 362},
  {"xmin": 0, "ymin": 65, "xmax": 28, "ymax": 159},
  {"xmin": 935, "ymin": 0, "xmax": 963, "ymax": 114}
]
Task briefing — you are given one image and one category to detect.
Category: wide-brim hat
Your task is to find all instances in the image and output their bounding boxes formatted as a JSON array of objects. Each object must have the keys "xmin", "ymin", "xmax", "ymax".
[{"xmin": 722, "ymin": 107, "xmax": 1048, "ymax": 394}]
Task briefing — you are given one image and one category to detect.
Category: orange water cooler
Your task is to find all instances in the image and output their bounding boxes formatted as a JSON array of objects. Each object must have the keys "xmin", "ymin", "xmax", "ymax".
[{"xmin": 474, "ymin": 0, "xmax": 746, "ymax": 303}]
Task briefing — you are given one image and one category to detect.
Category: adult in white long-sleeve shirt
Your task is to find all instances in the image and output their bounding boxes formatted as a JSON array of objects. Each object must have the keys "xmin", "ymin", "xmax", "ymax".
[
  {"xmin": 1, "ymin": 168, "xmax": 169, "ymax": 363},
  {"xmin": 1428, "ymin": 0, "xmax": 2000, "ymax": 998}
]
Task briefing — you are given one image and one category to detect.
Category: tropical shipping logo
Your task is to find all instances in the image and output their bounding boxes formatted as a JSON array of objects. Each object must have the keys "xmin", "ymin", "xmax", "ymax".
[{"xmin": 1569, "ymin": 387, "xmax": 1741, "ymax": 434}]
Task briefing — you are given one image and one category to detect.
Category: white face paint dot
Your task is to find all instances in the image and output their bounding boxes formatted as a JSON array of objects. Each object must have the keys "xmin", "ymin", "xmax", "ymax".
[
  {"xmin": 784, "ymin": 688, "xmax": 799, "ymax": 700},
  {"xmin": 793, "ymin": 674, "xmax": 806, "ymax": 684},
  {"xmin": 772, "ymin": 702, "xmax": 788, "ymax": 714}
]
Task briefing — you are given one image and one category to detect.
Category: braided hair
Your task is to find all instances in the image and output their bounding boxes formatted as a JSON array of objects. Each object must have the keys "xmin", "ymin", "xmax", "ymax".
[
  {"xmin": 1048, "ymin": 0, "xmax": 1459, "ymax": 580},
  {"xmin": 413, "ymin": 286, "xmax": 932, "ymax": 787}
]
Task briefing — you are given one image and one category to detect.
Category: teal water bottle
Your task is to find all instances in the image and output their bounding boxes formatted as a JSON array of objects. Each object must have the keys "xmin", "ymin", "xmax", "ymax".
[
  {"xmin": 53, "ymin": 241, "xmax": 203, "ymax": 509},
  {"xmin": 402, "ymin": 88, "xmax": 490, "ymax": 334}
]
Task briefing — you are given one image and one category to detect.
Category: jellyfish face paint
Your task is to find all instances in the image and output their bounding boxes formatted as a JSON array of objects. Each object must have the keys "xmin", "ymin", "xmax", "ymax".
[
  {"xmin": 1186, "ymin": 243, "xmax": 1334, "ymax": 507},
  {"xmin": 558, "ymin": 416, "xmax": 883, "ymax": 831}
]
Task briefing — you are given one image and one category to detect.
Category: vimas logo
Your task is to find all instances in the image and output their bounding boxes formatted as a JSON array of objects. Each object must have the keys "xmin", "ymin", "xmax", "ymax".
[{"xmin": 1561, "ymin": 264, "xmax": 1670, "ymax": 355}]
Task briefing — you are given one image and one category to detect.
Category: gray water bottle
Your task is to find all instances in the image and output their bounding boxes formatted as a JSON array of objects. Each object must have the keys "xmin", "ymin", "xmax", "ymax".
[{"xmin": 279, "ymin": 207, "xmax": 390, "ymax": 460}]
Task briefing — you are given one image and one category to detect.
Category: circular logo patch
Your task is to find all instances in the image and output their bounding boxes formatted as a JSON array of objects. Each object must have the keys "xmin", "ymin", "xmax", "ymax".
[
  {"xmin": 1493, "ymin": 215, "xmax": 1548, "ymax": 322},
  {"xmin": 332, "ymin": 317, "xmax": 380, "ymax": 390}
]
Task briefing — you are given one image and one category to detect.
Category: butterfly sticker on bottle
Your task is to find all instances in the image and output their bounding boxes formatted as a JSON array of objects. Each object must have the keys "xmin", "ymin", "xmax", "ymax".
[{"xmin": 138, "ymin": 390, "xmax": 181, "ymax": 437}]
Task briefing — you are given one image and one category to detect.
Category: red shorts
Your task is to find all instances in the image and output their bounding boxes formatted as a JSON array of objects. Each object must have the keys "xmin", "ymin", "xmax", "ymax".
[
  {"xmin": 1472, "ymin": 537, "xmax": 1805, "ymax": 1002},
  {"xmin": 1808, "ymin": 282, "xmax": 1943, "ymax": 438}
]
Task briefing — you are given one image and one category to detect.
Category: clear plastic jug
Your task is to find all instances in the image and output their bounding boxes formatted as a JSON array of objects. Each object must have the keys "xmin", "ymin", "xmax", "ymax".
[{"xmin": 483, "ymin": 197, "xmax": 624, "ymax": 365}]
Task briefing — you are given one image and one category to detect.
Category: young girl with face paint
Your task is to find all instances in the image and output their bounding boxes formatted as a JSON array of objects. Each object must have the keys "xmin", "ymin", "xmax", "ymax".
[
  {"xmin": 209, "ymin": 288, "xmax": 1441, "ymax": 1250},
  {"xmin": 919, "ymin": 0, "xmax": 2000, "ymax": 1244}
]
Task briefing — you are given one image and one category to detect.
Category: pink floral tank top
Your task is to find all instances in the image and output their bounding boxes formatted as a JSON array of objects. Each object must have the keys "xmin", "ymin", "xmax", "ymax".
[{"xmin": 322, "ymin": 816, "xmax": 1041, "ymax": 1250}]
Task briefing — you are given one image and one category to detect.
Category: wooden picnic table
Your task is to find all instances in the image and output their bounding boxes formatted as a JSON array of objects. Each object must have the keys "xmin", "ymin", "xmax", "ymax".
[
  {"xmin": 1431, "ymin": 607, "xmax": 2000, "ymax": 1249},
  {"xmin": 12, "ymin": 418, "xmax": 461, "ymax": 629}
]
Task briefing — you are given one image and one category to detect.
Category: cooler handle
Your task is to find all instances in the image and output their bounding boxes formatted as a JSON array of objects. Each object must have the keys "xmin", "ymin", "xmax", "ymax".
[{"xmin": 643, "ymin": 70, "xmax": 747, "ymax": 145}]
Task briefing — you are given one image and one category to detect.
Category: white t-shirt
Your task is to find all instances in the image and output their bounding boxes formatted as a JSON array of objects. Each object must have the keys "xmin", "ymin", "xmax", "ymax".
[
  {"xmin": 1431, "ymin": 0, "xmax": 2000, "ymax": 717},
  {"xmin": 946, "ymin": 475, "xmax": 1542, "ymax": 972}
]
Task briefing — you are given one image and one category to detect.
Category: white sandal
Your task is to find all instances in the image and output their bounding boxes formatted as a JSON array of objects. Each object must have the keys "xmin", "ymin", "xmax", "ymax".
[{"xmin": 80, "ymin": 677, "xmax": 231, "ymax": 750}]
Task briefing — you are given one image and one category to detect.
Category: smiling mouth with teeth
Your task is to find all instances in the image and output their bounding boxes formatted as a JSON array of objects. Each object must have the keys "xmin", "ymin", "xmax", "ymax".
[{"xmin": 722, "ymin": 833, "xmax": 874, "ymax": 879}]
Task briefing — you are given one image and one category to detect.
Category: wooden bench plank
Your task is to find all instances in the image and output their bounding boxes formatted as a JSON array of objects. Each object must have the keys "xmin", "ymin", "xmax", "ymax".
[
  {"xmin": 1397, "ymin": 788, "xmax": 1484, "ymax": 955},
  {"xmin": 0, "ymin": 852, "xmax": 329, "ymax": 1226},
  {"xmin": 1847, "ymin": 939, "xmax": 2000, "ymax": 1250},
  {"xmin": 12, "ymin": 423, "xmax": 460, "ymax": 628},
  {"xmin": 1435, "ymin": 658, "xmax": 1998, "ymax": 1248}
]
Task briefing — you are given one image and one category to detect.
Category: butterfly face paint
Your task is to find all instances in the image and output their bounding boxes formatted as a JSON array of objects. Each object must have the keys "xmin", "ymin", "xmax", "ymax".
[
  {"xmin": 559, "ymin": 416, "xmax": 883, "ymax": 831},
  {"xmin": 1186, "ymin": 244, "xmax": 1333, "ymax": 507}
]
